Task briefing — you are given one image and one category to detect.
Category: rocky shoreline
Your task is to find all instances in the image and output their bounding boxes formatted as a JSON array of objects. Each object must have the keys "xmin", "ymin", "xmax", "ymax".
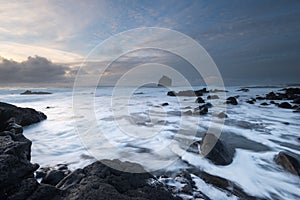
[{"xmin": 1, "ymin": 87, "xmax": 300, "ymax": 199}]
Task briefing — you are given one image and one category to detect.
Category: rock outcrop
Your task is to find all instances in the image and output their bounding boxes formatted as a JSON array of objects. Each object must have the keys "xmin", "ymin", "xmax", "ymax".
[{"xmin": 21, "ymin": 90, "xmax": 52, "ymax": 95}]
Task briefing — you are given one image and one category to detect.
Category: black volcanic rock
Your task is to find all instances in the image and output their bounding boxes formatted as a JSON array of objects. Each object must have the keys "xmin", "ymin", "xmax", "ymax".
[
  {"xmin": 226, "ymin": 97, "xmax": 238, "ymax": 105},
  {"xmin": 200, "ymin": 133, "xmax": 235, "ymax": 165},
  {"xmin": 207, "ymin": 95, "xmax": 219, "ymax": 99},
  {"xmin": 0, "ymin": 102, "xmax": 47, "ymax": 128}
]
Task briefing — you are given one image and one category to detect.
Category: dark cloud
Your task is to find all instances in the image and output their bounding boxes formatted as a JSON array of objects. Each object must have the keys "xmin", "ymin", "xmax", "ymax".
[{"xmin": 0, "ymin": 56, "xmax": 75, "ymax": 87}]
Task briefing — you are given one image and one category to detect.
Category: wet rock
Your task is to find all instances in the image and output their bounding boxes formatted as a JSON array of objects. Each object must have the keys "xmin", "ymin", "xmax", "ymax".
[
  {"xmin": 42, "ymin": 170, "xmax": 67, "ymax": 186},
  {"xmin": 226, "ymin": 97, "xmax": 238, "ymax": 105},
  {"xmin": 161, "ymin": 102, "xmax": 169, "ymax": 106},
  {"xmin": 217, "ymin": 112, "xmax": 227, "ymax": 118},
  {"xmin": 256, "ymin": 96, "xmax": 265, "ymax": 100},
  {"xmin": 207, "ymin": 95, "xmax": 219, "ymax": 99},
  {"xmin": 275, "ymin": 152, "xmax": 300, "ymax": 176},
  {"xmin": 200, "ymin": 133, "xmax": 235, "ymax": 165},
  {"xmin": 270, "ymin": 100, "xmax": 276, "ymax": 104},
  {"xmin": 209, "ymin": 89, "xmax": 228, "ymax": 93},
  {"xmin": 260, "ymin": 102, "xmax": 269, "ymax": 106},
  {"xmin": 167, "ymin": 88, "xmax": 208, "ymax": 97},
  {"xmin": 167, "ymin": 91, "xmax": 176, "ymax": 96},
  {"xmin": 195, "ymin": 97, "xmax": 205, "ymax": 103},
  {"xmin": 194, "ymin": 105, "xmax": 208, "ymax": 115},
  {"xmin": 278, "ymin": 102, "xmax": 292, "ymax": 109}
]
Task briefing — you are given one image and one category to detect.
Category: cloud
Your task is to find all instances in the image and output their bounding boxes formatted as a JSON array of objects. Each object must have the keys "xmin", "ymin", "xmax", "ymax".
[{"xmin": 0, "ymin": 56, "xmax": 76, "ymax": 87}]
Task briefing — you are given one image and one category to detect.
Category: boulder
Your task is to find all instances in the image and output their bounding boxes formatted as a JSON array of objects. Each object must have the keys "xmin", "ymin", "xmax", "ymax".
[
  {"xmin": 41, "ymin": 170, "xmax": 68, "ymax": 186},
  {"xmin": 275, "ymin": 152, "xmax": 300, "ymax": 176},
  {"xmin": 226, "ymin": 97, "xmax": 238, "ymax": 105},
  {"xmin": 195, "ymin": 97, "xmax": 205, "ymax": 103},
  {"xmin": 161, "ymin": 102, "xmax": 169, "ymax": 106},
  {"xmin": 217, "ymin": 112, "xmax": 227, "ymax": 118},
  {"xmin": 200, "ymin": 133, "xmax": 235, "ymax": 165},
  {"xmin": 278, "ymin": 102, "xmax": 292, "ymax": 109},
  {"xmin": 293, "ymin": 97, "xmax": 300, "ymax": 104},
  {"xmin": 246, "ymin": 100, "xmax": 255, "ymax": 104},
  {"xmin": 260, "ymin": 102, "xmax": 269, "ymax": 106}
]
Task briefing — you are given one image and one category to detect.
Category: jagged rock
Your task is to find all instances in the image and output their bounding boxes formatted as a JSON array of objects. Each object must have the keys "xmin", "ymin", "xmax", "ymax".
[
  {"xmin": 195, "ymin": 97, "xmax": 205, "ymax": 103},
  {"xmin": 41, "ymin": 170, "xmax": 68, "ymax": 186},
  {"xmin": 275, "ymin": 152, "xmax": 300, "ymax": 176},
  {"xmin": 226, "ymin": 97, "xmax": 238, "ymax": 105},
  {"xmin": 207, "ymin": 95, "xmax": 219, "ymax": 99},
  {"xmin": 158, "ymin": 75, "xmax": 172, "ymax": 87},
  {"xmin": 278, "ymin": 102, "xmax": 292, "ymax": 109},
  {"xmin": 200, "ymin": 133, "xmax": 235, "ymax": 165}
]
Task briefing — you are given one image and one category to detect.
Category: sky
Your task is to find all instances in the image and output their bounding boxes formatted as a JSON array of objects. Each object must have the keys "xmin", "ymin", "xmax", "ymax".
[{"xmin": 0, "ymin": 0, "xmax": 299, "ymax": 87}]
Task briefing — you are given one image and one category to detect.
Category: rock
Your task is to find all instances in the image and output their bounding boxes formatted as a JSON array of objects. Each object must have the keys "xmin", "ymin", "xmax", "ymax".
[
  {"xmin": 167, "ymin": 88, "xmax": 207, "ymax": 97},
  {"xmin": 246, "ymin": 100, "xmax": 255, "ymax": 104},
  {"xmin": 0, "ymin": 102, "xmax": 47, "ymax": 127},
  {"xmin": 278, "ymin": 102, "xmax": 292, "ymax": 109},
  {"xmin": 167, "ymin": 91, "xmax": 176, "ymax": 96},
  {"xmin": 209, "ymin": 89, "xmax": 228, "ymax": 93},
  {"xmin": 270, "ymin": 100, "xmax": 276, "ymax": 104},
  {"xmin": 195, "ymin": 97, "xmax": 205, "ymax": 103},
  {"xmin": 275, "ymin": 152, "xmax": 300, "ymax": 176},
  {"xmin": 260, "ymin": 102, "xmax": 269, "ymax": 106},
  {"xmin": 226, "ymin": 97, "xmax": 238, "ymax": 105},
  {"xmin": 200, "ymin": 133, "xmax": 235, "ymax": 165},
  {"xmin": 217, "ymin": 112, "xmax": 227, "ymax": 118},
  {"xmin": 161, "ymin": 102, "xmax": 169, "ymax": 106},
  {"xmin": 293, "ymin": 97, "xmax": 300, "ymax": 104},
  {"xmin": 256, "ymin": 96, "xmax": 265, "ymax": 100},
  {"xmin": 41, "ymin": 170, "xmax": 67, "ymax": 186},
  {"xmin": 158, "ymin": 75, "xmax": 172, "ymax": 87},
  {"xmin": 59, "ymin": 160, "xmax": 179, "ymax": 200},
  {"xmin": 194, "ymin": 104, "xmax": 208, "ymax": 115},
  {"xmin": 183, "ymin": 110, "xmax": 193, "ymax": 116},
  {"xmin": 20, "ymin": 90, "xmax": 52, "ymax": 95},
  {"xmin": 236, "ymin": 88, "xmax": 249, "ymax": 92},
  {"xmin": 207, "ymin": 95, "xmax": 219, "ymax": 99}
]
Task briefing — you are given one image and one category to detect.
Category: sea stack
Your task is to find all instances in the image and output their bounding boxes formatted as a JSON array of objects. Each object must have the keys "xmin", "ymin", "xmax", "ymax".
[{"xmin": 158, "ymin": 75, "xmax": 172, "ymax": 87}]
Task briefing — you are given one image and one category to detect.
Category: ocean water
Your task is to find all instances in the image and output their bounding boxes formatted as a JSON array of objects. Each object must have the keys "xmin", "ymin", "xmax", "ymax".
[{"xmin": 1, "ymin": 86, "xmax": 300, "ymax": 199}]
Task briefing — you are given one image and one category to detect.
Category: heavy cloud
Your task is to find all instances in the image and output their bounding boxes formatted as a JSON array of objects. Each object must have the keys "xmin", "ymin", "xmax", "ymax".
[{"xmin": 0, "ymin": 56, "xmax": 75, "ymax": 87}]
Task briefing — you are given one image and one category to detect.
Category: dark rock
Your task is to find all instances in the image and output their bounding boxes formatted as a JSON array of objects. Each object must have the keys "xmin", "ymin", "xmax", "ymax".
[
  {"xmin": 195, "ymin": 97, "xmax": 205, "ymax": 103},
  {"xmin": 42, "ymin": 170, "xmax": 67, "ymax": 186},
  {"xmin": 209, "ymin": 89, "xmax": 228, "ymax": 93},
  {"xmin": 256, "ymin": 96, "xmax": 265, "ymax": 100},
  {"xmin": 217, "ymin": 112, "xmax": 227, "ymax": 118},
  {"xmin": 158, "ymin": 75, "xmax": 172, "ymax": 87},
  {"xmin": 246, "ymin": 100, "xmax": 255, "ymax": 104},
  {"xmin": 270, "ymin": 100, "xmax": 276, "ymax": 104},
  {"xmin": 194, "ymin": 105, "xmax": 208, "ymax": 115},
  {"xmin": 293, "ymin": 97, "xmax": 300, "ymax": 104},
  {"xmin": 278, "ymin": 102, "xmax": 292, "ymax": 109},
  {"xmin": 161, "ymin": 102, "xmax": 169, "ymax": 106},
  {"xmin": 21, "ymin": 90, "xmax": 52, "ymax": 95},
  {"xmin": 280, "ymin": 87, "xmax": 300, "ymax": 95},
  {"xmin": 60, "ymin": 160, "xmax": 179, "ymax": 200},
  {"xmin": 204, "ymin": 102, "xmax": 213, "ymax": 108},
  {"xmin": 167, "ymin": 91, "xmax": 176, "ymax": 96},
  {"xmin": 236, "ymin": 88, "xmax": 249, "ymax": 92},
  {"xmin": 226, "ymin": 97, "xmax": 238, "ymax": 105},
  {"xmin": 200, "ymin": 133, "xmax": 235, "ymax": 165},
  {"xmin": 275, "ymin": 152, "xmax": 300, "ymax": 176},
  {"xmin": 0, "ymin": 102, "xmax": 47, "ymax": 127},
  {"xmin": 260, "ymin": 102, "xmax": 269, "ymax": 106},
  {"xmin": 207, "ymin": 95, "xmax": 219, "ymax": 99}
]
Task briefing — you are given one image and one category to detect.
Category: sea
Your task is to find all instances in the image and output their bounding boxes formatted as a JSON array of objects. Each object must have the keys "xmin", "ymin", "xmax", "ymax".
[{"xmin": 0, "ymin": 85, "xmax": 299, "ymax": 199}]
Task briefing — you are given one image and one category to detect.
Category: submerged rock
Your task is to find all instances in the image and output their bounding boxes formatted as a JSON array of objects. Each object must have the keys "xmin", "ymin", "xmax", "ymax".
[
  {"xmin": 217, "ymin": 112, "xmax": 227, "ymax": 118},
  {"xmin": 200, "ymin": 133, "xmax": 235, "ymax": 165},
  {"xmin": 275, "ymin": 152, "xmax": 300, "ymax": 176}
]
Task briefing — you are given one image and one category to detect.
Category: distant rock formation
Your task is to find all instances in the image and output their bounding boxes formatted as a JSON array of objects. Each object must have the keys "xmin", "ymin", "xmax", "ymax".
[
  {"xmin": 21, "ymin": 90, "xmax": 52, "ymax": 95},
  {"xmin": 158, "ymin": 75, "xmax": 172, "ymax": 87}
]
